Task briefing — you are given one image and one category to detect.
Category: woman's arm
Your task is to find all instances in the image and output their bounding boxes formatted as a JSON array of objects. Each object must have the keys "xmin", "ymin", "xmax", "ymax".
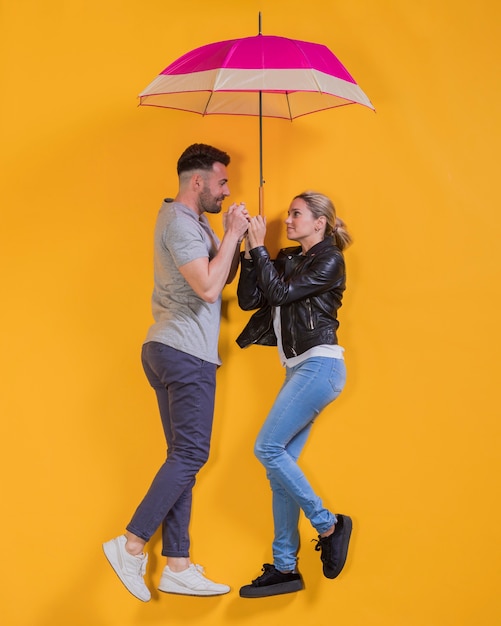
[
  {"xmin": 251, "ymin": 246, "xmax": 345, "ymax": 306},
  {"xmin": 237, "ymin": 250, "xmax": 268, "ymax": 310}
]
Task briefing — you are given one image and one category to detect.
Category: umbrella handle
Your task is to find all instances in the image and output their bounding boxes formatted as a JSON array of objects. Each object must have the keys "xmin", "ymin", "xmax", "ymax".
[{"xmin": 259, "ymin": 185, "xmax": 264, "ymax": 216}]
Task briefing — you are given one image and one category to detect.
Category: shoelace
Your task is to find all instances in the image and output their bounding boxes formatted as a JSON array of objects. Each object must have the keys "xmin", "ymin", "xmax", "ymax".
[
  {"xmin": 252, "ymin": 564, "xmax": 282, "ymax": 585},
  {"xmin": 313, "ymin": 537, "xmax": 331, "ymax": 562},
  {"xmin": 136, "ymin": 553, "xmax": 148, "ymax": 576}
]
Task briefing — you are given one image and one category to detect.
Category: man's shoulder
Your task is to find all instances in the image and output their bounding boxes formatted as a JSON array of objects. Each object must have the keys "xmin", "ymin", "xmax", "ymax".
[
  {"xmin": 157, "ymin": 202, "xmax": 201, "ymax": 238},
  {"xmin": 159, "ymin": 201, "xmax": 197, "ymax": 223}
]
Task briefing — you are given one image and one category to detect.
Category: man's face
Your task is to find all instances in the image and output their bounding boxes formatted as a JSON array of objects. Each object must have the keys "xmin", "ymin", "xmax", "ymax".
[{"xmin": 198, "ymin": 162, "xmax": 230, "ymax": 214}]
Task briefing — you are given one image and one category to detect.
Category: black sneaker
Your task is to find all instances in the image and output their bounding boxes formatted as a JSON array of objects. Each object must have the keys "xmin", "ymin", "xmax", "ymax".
[
  {"xmin": 239, "ymin": 564, "xmax": 304, "ymax": 598},
  {"xmin": 314, "ymin": 514, "xmax": 352, "ymax": 579}
]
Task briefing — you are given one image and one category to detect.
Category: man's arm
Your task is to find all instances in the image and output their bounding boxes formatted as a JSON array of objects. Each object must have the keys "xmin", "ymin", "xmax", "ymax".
[
  {"xmin": 226, "ymin": 241, "xmax": 243, "ymax": 285},
  {"xmin": 179, "ymin": 211, "xmax": 248, "ymax": 303}
]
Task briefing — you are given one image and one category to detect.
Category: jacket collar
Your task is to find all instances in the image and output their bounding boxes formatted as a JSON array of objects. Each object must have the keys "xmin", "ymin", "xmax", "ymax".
[{"xmin": 284, "ymin": 238, "xmax": 336, "ymax": 258}]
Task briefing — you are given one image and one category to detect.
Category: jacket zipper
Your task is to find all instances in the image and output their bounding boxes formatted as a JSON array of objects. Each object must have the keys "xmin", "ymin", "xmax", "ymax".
[{"xmin": 306, "ymin": 298, "xmax": 314, "ymax": 330}]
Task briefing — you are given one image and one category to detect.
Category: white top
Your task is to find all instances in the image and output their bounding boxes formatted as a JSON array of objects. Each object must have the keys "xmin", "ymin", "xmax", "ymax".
[{"xmin": 273, "ymin": 306, "xmax": 344, "ymax": 367}]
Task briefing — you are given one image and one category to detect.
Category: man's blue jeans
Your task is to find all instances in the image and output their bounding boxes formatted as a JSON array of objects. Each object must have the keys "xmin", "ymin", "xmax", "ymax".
[
  {"xmin": 254, "ymin": 356, "xmax": 346, "ymax": 572},
  {"xmin": 126, "ymin": 342, "xmax": 216, "ymax": 558}
]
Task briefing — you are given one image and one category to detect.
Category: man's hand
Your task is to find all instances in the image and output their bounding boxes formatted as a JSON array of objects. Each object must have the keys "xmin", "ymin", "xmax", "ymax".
[
  {"xmin": 179, "ymin": 203, "xmax": 251, "ymax": 301},
  {"xmin": 223, "ymin": 202, "xmax": 250, "ymax": 240}
]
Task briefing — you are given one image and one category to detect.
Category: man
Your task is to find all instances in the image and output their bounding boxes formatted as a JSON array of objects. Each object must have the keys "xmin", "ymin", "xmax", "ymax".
[{"xmin": 103, "ymin": 144, "xmax": 249, "ymax": 601}]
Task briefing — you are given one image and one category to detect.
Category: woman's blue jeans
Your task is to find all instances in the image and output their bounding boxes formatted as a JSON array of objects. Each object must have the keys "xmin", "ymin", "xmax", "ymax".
[{"xmin": 254, "ymin": 356, "xmax": 346, "ymax": 572}]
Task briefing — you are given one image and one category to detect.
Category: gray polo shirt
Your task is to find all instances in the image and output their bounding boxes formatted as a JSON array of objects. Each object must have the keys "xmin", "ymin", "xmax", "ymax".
[{"xmin": 144, "ymin": 201, "xmax": 222, "ymax": 365}]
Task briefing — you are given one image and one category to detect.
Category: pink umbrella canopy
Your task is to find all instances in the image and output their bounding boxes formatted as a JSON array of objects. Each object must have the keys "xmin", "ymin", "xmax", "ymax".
[
  {"xmin": 139, "ymin": 34, "xmax": 374, "ymax": 118},
  {"xmin": 139, "ymin": 30, "xmax": 374, "ymax": 213}
]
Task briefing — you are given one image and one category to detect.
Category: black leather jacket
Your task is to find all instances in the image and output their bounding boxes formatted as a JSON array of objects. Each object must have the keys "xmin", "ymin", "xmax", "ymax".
[{"xmin": 236, "ymin": 238, "xmax": 346, "ymax": 358}]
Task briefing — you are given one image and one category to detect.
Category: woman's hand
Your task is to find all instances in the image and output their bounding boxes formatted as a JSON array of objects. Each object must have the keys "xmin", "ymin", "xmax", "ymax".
[{"xmin": 247, "ymin": 215, "xmax": 267, "ymax": 250}]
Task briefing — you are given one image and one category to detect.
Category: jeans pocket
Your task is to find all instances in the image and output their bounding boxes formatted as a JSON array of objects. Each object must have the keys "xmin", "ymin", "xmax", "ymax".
[{"xmin": 328, "ymin": 359, "xmax": 347, "ymax": 394}]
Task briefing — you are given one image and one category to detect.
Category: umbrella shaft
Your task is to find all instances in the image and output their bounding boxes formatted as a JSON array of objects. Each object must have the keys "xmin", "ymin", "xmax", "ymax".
[
  {"xmin": 259, "ymin": 90, "xmax": 264, "ymax": 215},
  {"xmin": 259, "ymin": 91, "xmax": 263, "ymax": 186}
]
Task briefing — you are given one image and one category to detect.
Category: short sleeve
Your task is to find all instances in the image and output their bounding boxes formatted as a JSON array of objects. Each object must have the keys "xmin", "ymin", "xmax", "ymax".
[{"xmin": 164, "ymin": 213, "xmax": 209, "ymax": 268}]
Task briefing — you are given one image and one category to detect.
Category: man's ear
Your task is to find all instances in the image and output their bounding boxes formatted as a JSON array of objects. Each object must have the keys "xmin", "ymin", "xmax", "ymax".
[{"xmin": 192, "ymin": 173, "xmax": 203, "ymax": 191}]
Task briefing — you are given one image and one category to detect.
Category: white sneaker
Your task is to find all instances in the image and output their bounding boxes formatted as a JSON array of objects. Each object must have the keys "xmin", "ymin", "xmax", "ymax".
[
  {"xmin": 103, "ymin": 535, "xmax": 151, "ymax": 602},
  {"xmin": 158, "ymin": 564, "xmax": 230, "ymax": 596}
]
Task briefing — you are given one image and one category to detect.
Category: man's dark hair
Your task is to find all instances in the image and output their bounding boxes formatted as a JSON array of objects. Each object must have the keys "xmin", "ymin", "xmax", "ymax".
[{"xmin": 177, "ymin": 143, "xmax": 230, "ymax": 176}]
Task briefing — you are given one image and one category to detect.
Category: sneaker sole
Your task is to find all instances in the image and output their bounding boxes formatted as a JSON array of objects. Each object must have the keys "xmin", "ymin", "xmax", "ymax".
[
  {"xmin": 158, "ymin": 579, "xmax": 230, "ymax": 597},
  {"xmin": 103, "ymin": 540, "xmax": 151, "ymax": 602},
  {"xmin": 239, "ymin": 579, "xmax": 304, "ymax": 598}
]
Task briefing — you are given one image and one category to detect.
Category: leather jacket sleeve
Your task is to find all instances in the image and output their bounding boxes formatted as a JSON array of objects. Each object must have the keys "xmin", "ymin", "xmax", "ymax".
[
  {"xmin": 250, "ymin": 245, "xmax": 345, "ymax": 305},
  {"xmin": 236, "ymin": 252, "xmax": 276, "ymax": 349},
  {"xmin": 236, "ymin": 252, "xmax": 268, "ymax": 311}
]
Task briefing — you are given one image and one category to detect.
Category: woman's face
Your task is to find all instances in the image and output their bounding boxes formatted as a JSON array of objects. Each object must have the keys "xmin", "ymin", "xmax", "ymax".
[{"xmin": 285, "ymin": 198, "xmax": 323, "ymax": 245}]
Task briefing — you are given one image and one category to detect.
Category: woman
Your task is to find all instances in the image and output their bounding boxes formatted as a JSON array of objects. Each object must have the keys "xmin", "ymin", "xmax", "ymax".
[{"xmin": 236, "ymin": 191, "xmax": 353, "ymax": 598}]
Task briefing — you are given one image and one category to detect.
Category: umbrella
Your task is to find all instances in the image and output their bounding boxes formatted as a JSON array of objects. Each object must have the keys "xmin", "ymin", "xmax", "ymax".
[{"xmin": 139, "ymin": 17, "xmax": 374, "ymax": 214}]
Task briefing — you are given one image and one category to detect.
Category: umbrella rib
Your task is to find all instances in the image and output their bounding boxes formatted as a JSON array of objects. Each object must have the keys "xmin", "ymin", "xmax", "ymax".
[
  {"xmin": 285, "ymin": 91, "xmax": 293, "ymax": 120},
  {"xmin": 202, "ymin": 91, "xmax": 213, "ymax": 116}
]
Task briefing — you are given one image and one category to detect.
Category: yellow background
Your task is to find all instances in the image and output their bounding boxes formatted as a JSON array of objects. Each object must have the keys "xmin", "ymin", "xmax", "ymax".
[{"xmin": 1, "ymin": 1, "xmax": 500, "ymax": 625}]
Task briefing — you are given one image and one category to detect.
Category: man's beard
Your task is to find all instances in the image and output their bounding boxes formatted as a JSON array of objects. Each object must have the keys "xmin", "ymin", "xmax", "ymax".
[{"xmin": 199, "ymin": 186, "xmax": 223, "ymax": 214}]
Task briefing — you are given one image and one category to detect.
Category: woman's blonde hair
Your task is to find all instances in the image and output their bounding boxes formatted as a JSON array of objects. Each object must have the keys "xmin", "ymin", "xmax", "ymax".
[{"xmin": 294, "ymin": 191, "xmax": 353, "ymax": 251}]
